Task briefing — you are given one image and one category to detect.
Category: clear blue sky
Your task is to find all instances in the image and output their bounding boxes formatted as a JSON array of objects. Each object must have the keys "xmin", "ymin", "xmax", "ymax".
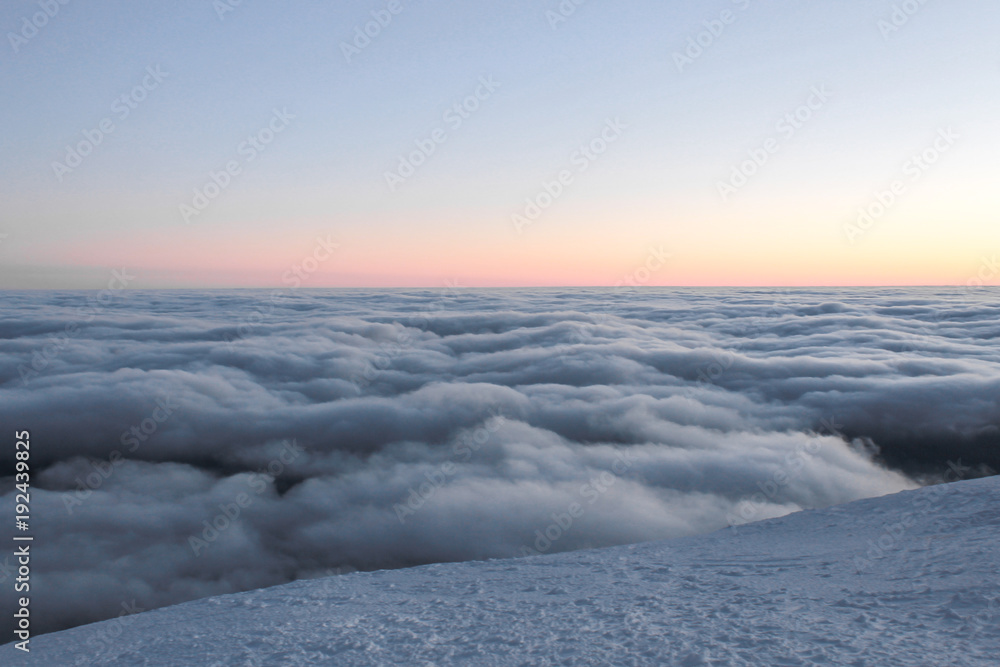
[{"xmin": 1, "ymin": 0, "xmax": 998, "ymax": 287}]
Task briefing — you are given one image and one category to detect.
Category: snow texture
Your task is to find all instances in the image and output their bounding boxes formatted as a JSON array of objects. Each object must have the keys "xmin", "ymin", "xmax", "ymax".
[{"xmin": 5, "ymin": 475, "xmax": 998, "ymax": 666}]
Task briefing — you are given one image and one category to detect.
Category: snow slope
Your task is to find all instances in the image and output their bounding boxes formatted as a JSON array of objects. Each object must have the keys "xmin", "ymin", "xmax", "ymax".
[{"xmin": 6, "ymin": 476, "xmax": 998, "ymax": 666}]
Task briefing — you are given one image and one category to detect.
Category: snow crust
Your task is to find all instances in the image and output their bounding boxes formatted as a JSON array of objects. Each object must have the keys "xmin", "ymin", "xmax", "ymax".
[{"xmin": 5, "ymin": 476, "xmax": 998, "ymax": 666}]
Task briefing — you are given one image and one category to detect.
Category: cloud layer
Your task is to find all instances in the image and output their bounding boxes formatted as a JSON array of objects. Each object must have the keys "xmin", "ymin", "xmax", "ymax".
[{"xmin": 1, "ymin": 287, "xmax": 997, "ymax": 636}]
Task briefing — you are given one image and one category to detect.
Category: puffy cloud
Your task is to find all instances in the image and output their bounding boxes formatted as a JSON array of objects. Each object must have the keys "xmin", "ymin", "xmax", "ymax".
[{"xmin": 0, "ymin": 288, "xmax": 996, "ymax": 635}]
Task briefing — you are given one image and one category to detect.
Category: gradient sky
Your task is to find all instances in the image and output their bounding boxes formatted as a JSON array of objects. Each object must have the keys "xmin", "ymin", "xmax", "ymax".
[{"xmin": 1, "ymin": 0, "xmax": 998, "ymax": 288}]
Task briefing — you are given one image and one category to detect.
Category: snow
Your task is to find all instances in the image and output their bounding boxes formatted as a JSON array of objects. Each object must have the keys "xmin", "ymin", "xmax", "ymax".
[{"xmin": 6, "ymin": 476, "xmax": 998, "ymax": 666}]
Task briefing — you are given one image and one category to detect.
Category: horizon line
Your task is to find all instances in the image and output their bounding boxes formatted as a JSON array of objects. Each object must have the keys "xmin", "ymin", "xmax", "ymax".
[{"xmin": 2, "ymin": 284, "xmax": 996, "ymax": 291}]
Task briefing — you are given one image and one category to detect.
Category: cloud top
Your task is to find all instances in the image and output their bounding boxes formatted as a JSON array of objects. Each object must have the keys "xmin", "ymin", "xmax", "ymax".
[{"xmin": 1, "ymin": 287, "xmax": 996, "ymax": 635}]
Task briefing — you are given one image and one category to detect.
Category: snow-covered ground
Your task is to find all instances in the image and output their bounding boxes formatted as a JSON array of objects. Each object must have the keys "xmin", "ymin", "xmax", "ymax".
[{"xmin": 6, "ymin": 476, "xmax": 998, "ymax": 666}]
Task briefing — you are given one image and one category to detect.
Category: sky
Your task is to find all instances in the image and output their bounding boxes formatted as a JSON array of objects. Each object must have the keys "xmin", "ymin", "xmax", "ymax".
[{"xmin": 1, "ymin": 0, "xmax": 998, "ymax": 288}]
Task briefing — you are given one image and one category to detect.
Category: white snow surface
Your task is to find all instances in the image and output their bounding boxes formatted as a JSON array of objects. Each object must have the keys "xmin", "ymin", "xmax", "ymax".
[{"xmin": 6, "ymin": 476, "xmax": 998, "ymax": 666}]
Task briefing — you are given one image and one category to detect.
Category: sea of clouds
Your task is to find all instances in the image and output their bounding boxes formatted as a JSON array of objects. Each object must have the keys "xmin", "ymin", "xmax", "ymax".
[{"xmin": 1, "ymin": 287, "xmax": 997, "ymax": 636}]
